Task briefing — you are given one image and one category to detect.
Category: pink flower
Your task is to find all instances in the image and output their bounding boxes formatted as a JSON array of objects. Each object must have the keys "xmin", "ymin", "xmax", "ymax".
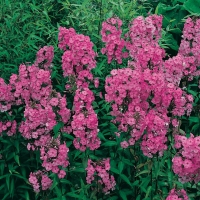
[
  {"xmin": 94, "ymin": 78, "xmax": 99, "ymax": 88},
  {"xmin": 166, "ymin": 188, "xmax": 188, "ymax": 200},
  {"xmin": 58, "ymin": 170, "xmax": 66, "ymax": 179},
  {"xmin": 47, "ymin": 148, "xmax": 57, "ymax": 158},
  {"xmin": 120, "ymin": 141, "xmax": 129, "ymax": 149},
  {"xmin": 50, "ymin": 98, "xmax": 59, "ymax": 106}
]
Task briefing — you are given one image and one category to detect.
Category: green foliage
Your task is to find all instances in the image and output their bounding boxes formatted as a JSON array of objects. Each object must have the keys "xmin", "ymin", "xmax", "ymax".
[{"xmin": 183, "ymin": 0, "xmax": 200, "ymax": 15}]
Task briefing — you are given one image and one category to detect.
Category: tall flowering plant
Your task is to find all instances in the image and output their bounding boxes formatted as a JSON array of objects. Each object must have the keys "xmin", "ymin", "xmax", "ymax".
[
  {"xmin": 104, "ymin": 15, "xmax": 195, "ymax": 158},
  {"xmin": 102, "ymin": 15, "xmax": 200, "ymax": 198}
]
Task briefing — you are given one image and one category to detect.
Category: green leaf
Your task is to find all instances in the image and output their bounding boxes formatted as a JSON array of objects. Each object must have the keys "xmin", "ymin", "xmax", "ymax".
[
  {"xmin": 98, "ymin": 131, "xmax": 107, "ymax": 141},
  {"xmin": 29, "ymin": 34, "xmax": 45, "ymax": 42},
  {"xmin": 53, "ymin": 121, "xmax": 64, "ymax": 137},
  {"xmin": 62, "ymin": 133, "xmax": 74, "ymax": 140},
  {"xmin": 0, "ymin": 161, "xmax": 5, "ymax": 175},
  {"xmin": 106, "ymin": 10, "xmax": 113, "ymax": 19},
  {"xmin": 120, "ymin": 174, "xmax": 132, "ymax": 187},
  {"xmin": 74, "ymin": 150, "xmax": 82, "ymax": 160},
  {"xmin": 14, "ymin": 154, "xmax": 20, "ymax": 166},
  {"xmin": 168, "ymin": 171, "xmax": 173, "ymax": 188},
  {"xmin": 73, "ymin": 167, "xmax": 85, "ymax": 173},
  {"xmin": 25, "ymin": 191, "xmax": 30, "ymax": 200},
  {"xmin": 21, "ymin": 14, "xmax": 32, "ymax": 22},
  {"xmin": 136, "ymin": 195, "xmax": 141, "ymax": 200},
  {"xmin": 119, "ymin": 190, "xmax": 127, "ymax": 200},
  {"xmin": 122, "ymin": 158, "xmax": 134, "ymax": 166},
  {"xmin": 10, "ymin": 177, "xmax": 14, "ymax": 196},
  {"xmin": 13, "ymin": 173, "xmax": 27, "ymax": 181},
  {"xmin": 173, "ymin": 0, "xmax": 186, "ymax": 3},
  {"xmin": 0, "ymin": 174, "xmax": 9, "ymax": 180},
  {"xmin": 99, "ymin": 122, "xmax": 109, "ymax": 127},
  {"xmin": 14, "ymin": 140, "xmax": 19, "ymax": 153},
  {"xmin": 92, "ymin": 33, "xmax": 101, "ymax": 40},
  {"xmin": 189, "ymin": 116, "xmax": 199, "ymax": 123},
  {"xmin": 110, "ymin": 167, "xmax": 120, "ymax": 174},
  {"xmin": 50, "ymin": 179, "xmax": 58, "ymax": 190},
  {"xmin": 92, "ymin": 101, "xmax": 99, "ymax": 109},
  {"xmin": 55, "ymin": 186, "xmax": 62, "ymax": 197},
  {"xmin": 155, "ymin": 4, "xmax": 159, "ymax": 15},
  {"xmin": 60, "ymin": 179, "xmax": 72, "ymax": 185},
  {"xmin": 191, "ymin": 123, "xmax": 200, "ymax": 133},
  {"xmin": 110, "ymin": 123, "xmax": 118, "ymax": 132},
  {"xmin": 102, "ymin": 115, "xmax": 113, "ymax": 120},
  {"xmin": 2, "ymin": 193, "xmax": 9, "ymax": 200},
  {"xmin": 6, "ymin": 174, "xmax": 10, "ymax": 190},
  {"xmin": 132, "ymin": 180, "xmax": 140, "ymax": 186},
  {"xmin": 93, "ymin": 60, "xmax": 106, "ymax": 76},
  {"xmin": 66, "ymin": 192, "xmax": 83, "ymax": 199},
  {"xmin": 169, "ymin": 28, "xmax": 182, "ymax": 34},
  {"xmin": 135, "ymin": 170, "xmax": 150, "ymax": 177},
  {"xmin": 160, "ymin": 32, "xmax": 179, "ymax": 51},
  {"xmin": 188, "ymin": 89, "xmax": 198, "ymax": 96},
  {"xmin": 108, "ymin": 196, "xmax": 118, "ymax": 200},
  {"xmin": 184, "ymin": 0, "xmax": 200, "ymax": 15},
  {"xmin": 145, "ymin": 186, "xmax": 152, "ymax": 198},
  {"xmin": 102, "ymin": 141, "xmax": 117, "ymax": 147},
  {"xmin": 118, "ymin": 161, "xmax": 124, "ymax": 174}
]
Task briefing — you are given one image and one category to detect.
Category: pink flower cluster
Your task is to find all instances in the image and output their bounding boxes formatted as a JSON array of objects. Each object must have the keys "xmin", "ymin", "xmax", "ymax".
[
  {"xmin": 101, "ymin": 17, "xmax": 128, "ymax": 64},
  {"xmin": 164, "ymin": 54, "xmax": 198, "ymax": 86},
  {"xmin": 104, "ymin": 15, "xmax": 195, "ymax": 157},
  {"xmin": 64, "ymin": 70, "xmax": 94, "ymax": 93},
  {"xmin": 34, "ymin": 46, "xmax": 54, "ymax": 70},
  {"xmin": 0, "ymin": 78, "xmax": 15, "ymax": 112},
  {"xmin": 58, "ymin": 26, "xmax": 100, "ymax": 151},
  {"xmin": 29, "ymin": 170, "xmax": 52, "ymax": 193},
  {"xmin": 0, "ymin": 120, "xmax": 17, "ymax": 136},
  {"xmin": 86, "ymin": 158, "xmax": 116, "ymax": 194},
  {"xmin": 0, "ymin": 46, "xmax": 54, "ymax": 112},
  {"xmin": 172, "ymin": 134, "xmax": 200, "ymax": 183},
  {"xmin": 164, "ymin": 17, "xmax": 200, "ymax": 86},
  {"xmin": 19, "ymin": 91, "xmax": 71, "ymax": 151},
  {"xmin": 19, "ymin": 103, "xmax": 56, "ymax": 150},
  {"xmin": 7, "ymin": 47, "xmax": 71, "ymax": 150},
  {"xmin": 105, "ymin": 68, "xmax": 146, "ymax": 142},
  {"xmin": 126, "ymin": 15, "xmax": 164, "ymax": 71},
  {"xmin": 178, "ymin": 17, "xmax": 200, "ymax": 78},
  {"xmin": 105, "ymin": 67, "xmax": 191, "ymax": 156},
  {"xmin": 15, "ymin": 48, "xmax": 71, "ymax": 180},
  {"xmin": 0, "ymin": 46, "xmax": 71, "ymax": 184},
  {"xmin": 71, "ymin": 87, "xmax": 101, "ymax": 151},
  {"xmin": 9, "ymin": 64, "xmax": 52, "ymax": 105},
  {"xmin": 58, "ymin": 27, "xmax": 97, "ymax": 77},
  {"xmin": 141, "ymin": 110, "xmax": 169, "ymax": 157},
  {"xmin": 76, "ymin": 70, "xmax": 94, "ymax": 89},
  {"xmin": 166, "ymin": 188, "xmax": 188, "ymax": 200},
  {"xmin": 40, "ymin": 138, "xmax": 69, "ymax": 178}
]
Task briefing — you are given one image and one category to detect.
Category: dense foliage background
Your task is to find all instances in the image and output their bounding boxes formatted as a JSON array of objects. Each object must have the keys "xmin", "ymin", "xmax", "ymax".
[{"xmin": 0, "ymin": 0, "xmax": 200, "ymax": 199}]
